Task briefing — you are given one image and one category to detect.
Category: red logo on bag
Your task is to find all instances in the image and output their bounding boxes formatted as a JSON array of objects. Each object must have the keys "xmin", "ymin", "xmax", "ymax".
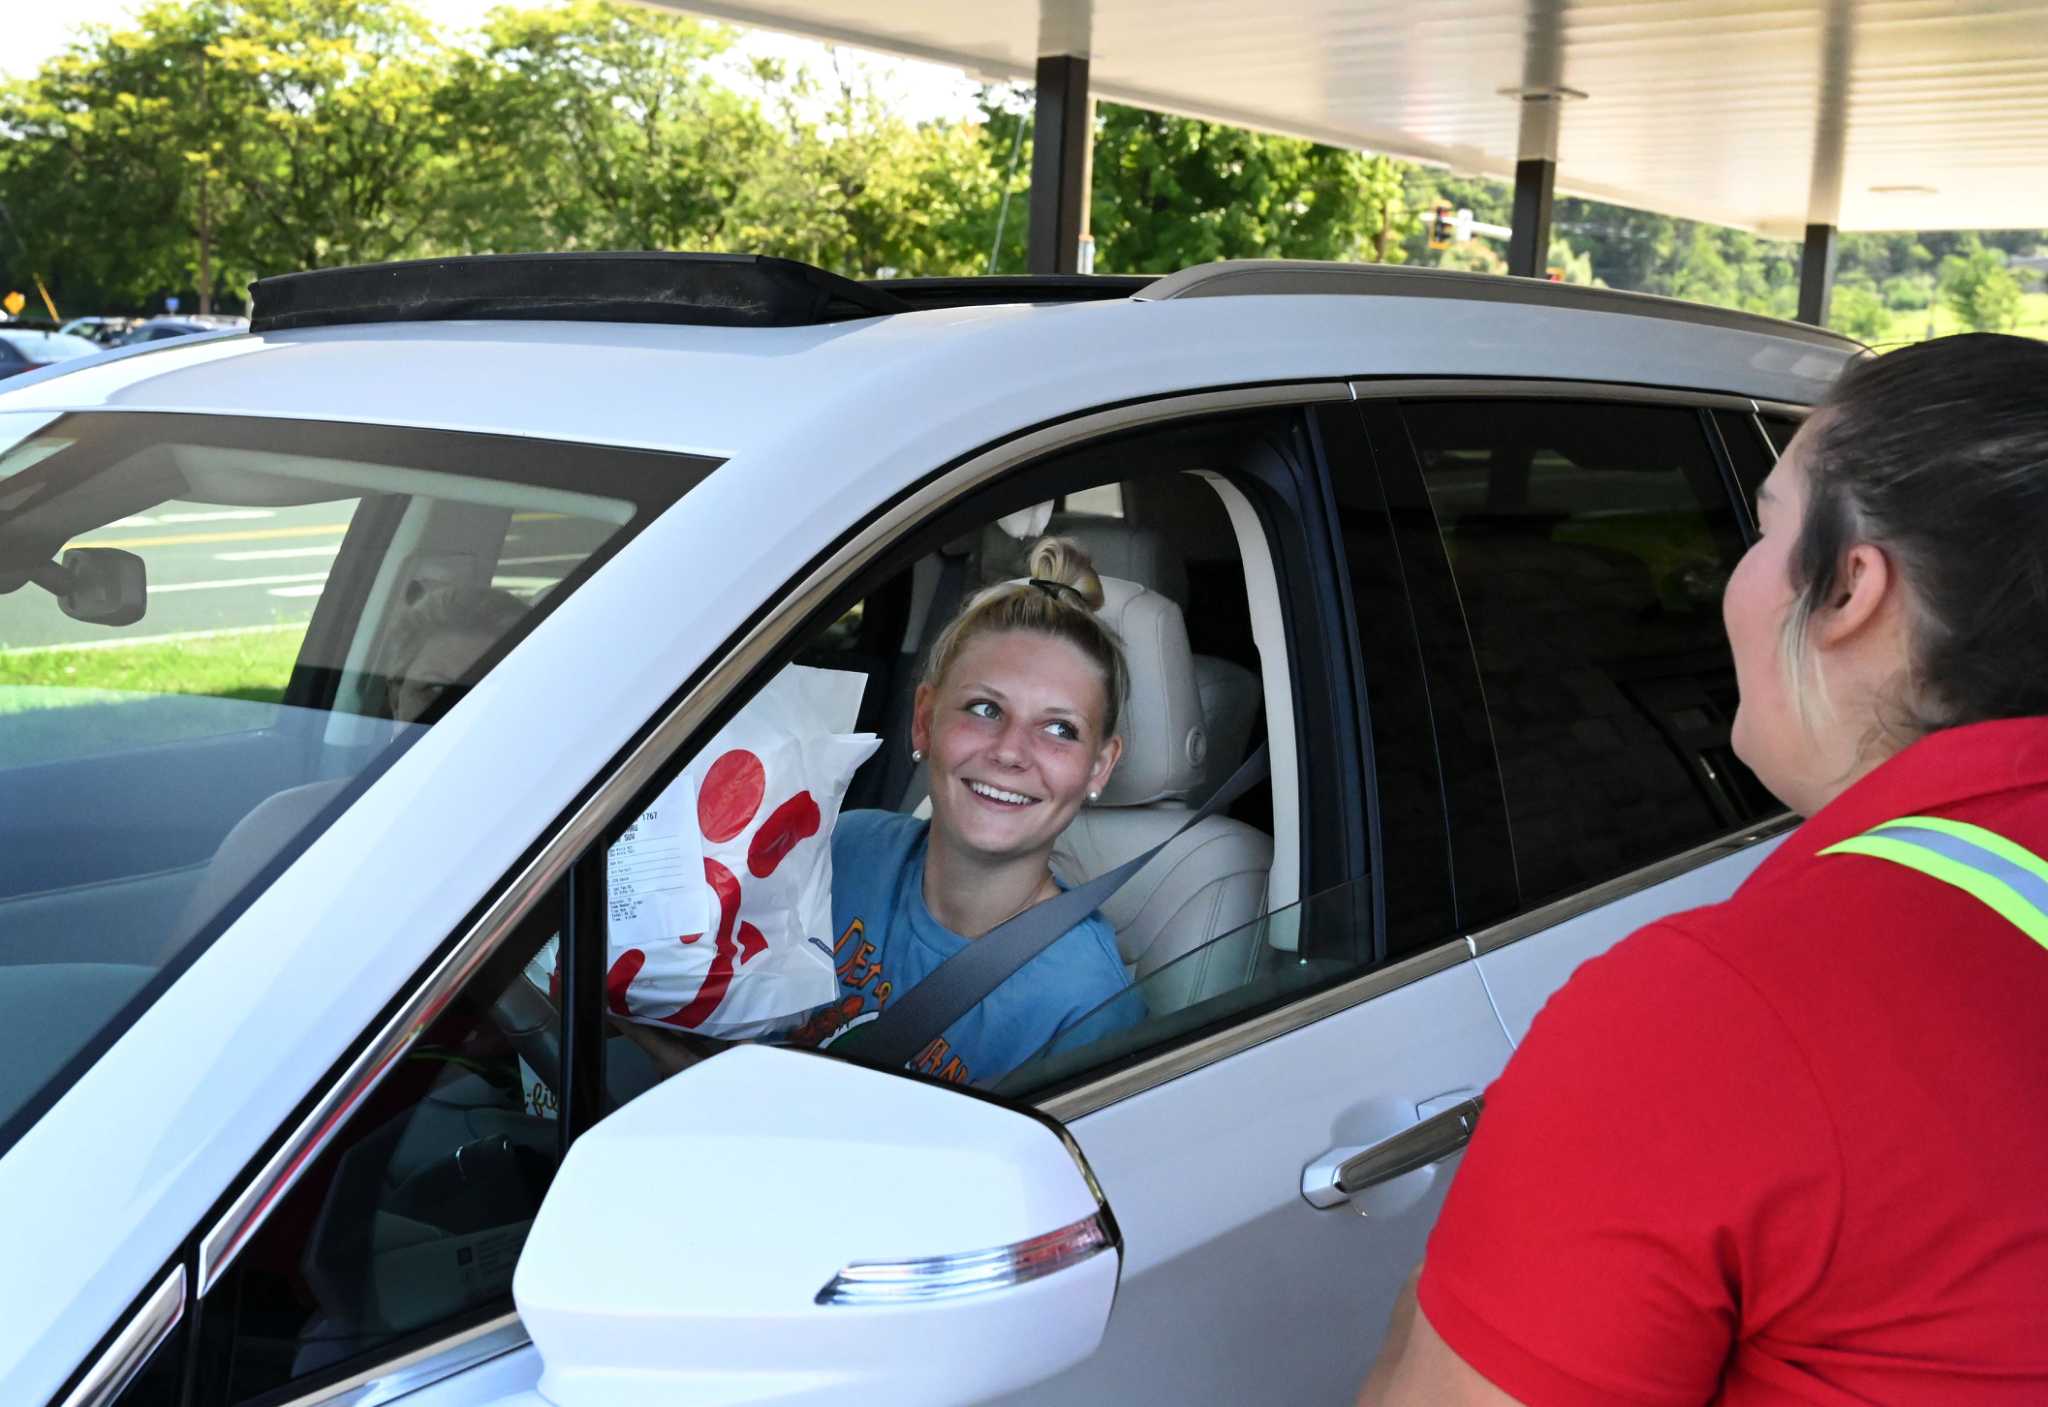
[{"xmin": 605, "ymin": 747, "xmax": 818, "ymax": 1029}]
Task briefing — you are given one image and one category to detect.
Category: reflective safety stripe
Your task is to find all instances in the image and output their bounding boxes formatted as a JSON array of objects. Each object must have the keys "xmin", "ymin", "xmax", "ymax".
[{"xmin": 1820, "ymin": 814, "xmax": 2048, "ymax": 952}]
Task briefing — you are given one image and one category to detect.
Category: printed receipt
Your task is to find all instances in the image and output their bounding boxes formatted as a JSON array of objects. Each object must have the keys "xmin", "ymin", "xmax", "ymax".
[{"xmin": 607, "ymin": 771, "xmax": 713, "ymax": 944}]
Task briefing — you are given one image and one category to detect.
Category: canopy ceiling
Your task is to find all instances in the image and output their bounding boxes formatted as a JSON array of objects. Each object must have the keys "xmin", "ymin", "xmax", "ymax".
[{"xmin": 663, "ymin": 0, "xmax": 2048, "ymax": 236}]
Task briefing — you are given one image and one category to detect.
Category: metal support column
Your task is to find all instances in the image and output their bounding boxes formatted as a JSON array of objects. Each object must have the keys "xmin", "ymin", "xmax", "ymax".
[
  {"xmin": 1798, "ymin": 1, "xmax": 1853, "ymax": 326},
  {"xmin": 1798, "ymin": 223, "xmax": 1839, "ymax": 326},
  {"xmin": 1506, "ymin": 157, "xmax": 1558, "ymax": 279},
  {"xmin": 1505, "ymin": 75, "xmax": 1575, "ymax": 280},
  {"xmin": 1028, "ymin": 54, "xmax": 1091, "ymax": 275}
]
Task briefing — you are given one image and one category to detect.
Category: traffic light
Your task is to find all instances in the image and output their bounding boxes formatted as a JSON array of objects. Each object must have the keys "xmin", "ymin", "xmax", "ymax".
[{"xmin": 1428, "ymin": 205, "xmax": 1454, "ymax": 250}]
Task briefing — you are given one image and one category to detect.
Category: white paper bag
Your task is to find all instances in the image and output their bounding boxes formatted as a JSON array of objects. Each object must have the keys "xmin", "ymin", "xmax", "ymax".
[{"xmin": 604, "ymin": 665, "xmax": 878, "ymax": 1040}]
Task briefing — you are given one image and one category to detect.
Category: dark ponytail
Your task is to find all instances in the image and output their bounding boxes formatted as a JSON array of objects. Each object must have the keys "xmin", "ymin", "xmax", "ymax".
[{"xmin": 1793, "ymin": 333, "xmax": 2048, "ymax": 734}]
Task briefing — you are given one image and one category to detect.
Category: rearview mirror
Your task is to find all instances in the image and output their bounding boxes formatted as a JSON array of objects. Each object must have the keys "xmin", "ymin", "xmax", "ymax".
[
  {"xmin": 57, "ymin": 547, "xmax": 146, "ymax": 626},
  {"xmin": 515, "ymin": 1045, "xmax": 1121, "ymax": 1407}
]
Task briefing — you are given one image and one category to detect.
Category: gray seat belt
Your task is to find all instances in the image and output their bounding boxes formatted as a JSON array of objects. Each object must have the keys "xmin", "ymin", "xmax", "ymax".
[{"xmin": 836, "ymin": 742, "xmax": 1271, "ymax": 1071}]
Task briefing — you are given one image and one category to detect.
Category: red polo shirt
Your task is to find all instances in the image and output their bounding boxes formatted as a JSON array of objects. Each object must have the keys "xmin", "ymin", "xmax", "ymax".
[{"xmin": 1418, "ymin": 715, "xmax": 2048, "ymax": 1405}]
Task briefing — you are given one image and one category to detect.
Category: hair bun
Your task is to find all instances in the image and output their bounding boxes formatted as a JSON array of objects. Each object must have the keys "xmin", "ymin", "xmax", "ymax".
[{"xmin": 1024, "ymin": 535, "xmax": 1105, "ymax": 610}]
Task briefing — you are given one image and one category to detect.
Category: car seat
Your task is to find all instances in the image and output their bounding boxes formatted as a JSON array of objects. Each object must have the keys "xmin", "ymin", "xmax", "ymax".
[{"xmin": 1050, "ymin": 576, "xmax": 1275, "ymax": 1016}]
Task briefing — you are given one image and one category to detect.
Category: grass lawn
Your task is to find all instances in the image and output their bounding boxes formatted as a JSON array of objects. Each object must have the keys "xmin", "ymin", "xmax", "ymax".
[
  {"xmin": 1868, "ymin": 290, "xmax": 2048, "ymax": 348},
  {"xmin": 0, "ymin": 623, "xmax": 308, "ymax": 710},
  {"xmin": 0, "ymin": 625, "xmax": 310, "ymax": 765}
]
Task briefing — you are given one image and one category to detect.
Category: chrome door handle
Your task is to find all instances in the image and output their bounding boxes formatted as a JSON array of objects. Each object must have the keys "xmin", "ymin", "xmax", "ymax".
[{"xmin": 1301, "ymin": 1096, "xmax": 1484, "ymax": 1210}]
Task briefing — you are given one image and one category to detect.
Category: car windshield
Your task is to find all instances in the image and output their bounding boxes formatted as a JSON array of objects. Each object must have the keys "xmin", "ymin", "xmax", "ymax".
[
  {"xmin": 4, "ymin": 332, "xmax": 100, "ymax": 362},
  {"xmin": 0, "ymin": 410, "xmax": 717, "ymax": 1153}
]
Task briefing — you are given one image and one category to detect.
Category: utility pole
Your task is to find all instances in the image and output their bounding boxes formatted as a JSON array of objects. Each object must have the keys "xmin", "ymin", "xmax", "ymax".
[{"xmin": 195, "ymin": 39, "xmax": 214, "ymax": 315}]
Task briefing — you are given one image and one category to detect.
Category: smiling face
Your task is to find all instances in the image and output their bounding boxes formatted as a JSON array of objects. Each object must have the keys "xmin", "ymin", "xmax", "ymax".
[{"xmin": 912, "ymin": 629, "xmax": 1123, "ymax": 866}]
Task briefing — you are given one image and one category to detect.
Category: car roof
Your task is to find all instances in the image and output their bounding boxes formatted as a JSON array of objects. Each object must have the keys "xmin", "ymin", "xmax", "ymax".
[{"xmin": 0, "ymin": 267, "xmax": 1854, "ymax": 463}]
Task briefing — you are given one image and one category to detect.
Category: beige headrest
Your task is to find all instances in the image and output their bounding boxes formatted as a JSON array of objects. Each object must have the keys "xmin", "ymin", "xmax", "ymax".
[
  {"xmin": 976, "ymin": 517, "xmax": 1189, "ymax": 605},
  {"xmin": 1094, "ymin": 576, "xmax": 1206, "ymax": 806}
]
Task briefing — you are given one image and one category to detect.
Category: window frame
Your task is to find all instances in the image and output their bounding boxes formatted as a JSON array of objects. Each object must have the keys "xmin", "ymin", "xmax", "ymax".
[
  {"xmin": 574, "ymin": 395, "xmax": 1378, "ymax": 1113},
  {"xmin": 1353, "ymin": 377, "xmax": 1802, "ymax": 950}
]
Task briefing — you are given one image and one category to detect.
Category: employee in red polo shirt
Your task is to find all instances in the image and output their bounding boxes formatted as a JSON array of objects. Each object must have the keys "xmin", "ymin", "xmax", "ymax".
[{"xmin": 1360, "ymin": 333, "xmax": 2048, "ymax": 1406}]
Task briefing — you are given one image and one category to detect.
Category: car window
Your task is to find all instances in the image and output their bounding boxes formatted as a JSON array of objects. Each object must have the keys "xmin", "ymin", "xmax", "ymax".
[
  {"xmin": 0, "ymin": 410, "xmax": 717, "ymax": 1159},
  {"xmin": 995, "ymin": 875, "xmax": 1373, "ymax": 1095},
  {"xmin": 584, "ymin": 406, "xmax": 1410, "ymax": 1111},
  {"xmin": 199, "ymin": 881, "xmax": 567, "ymax": 1404},
  {"xmin": 1404, "ymin": 399, "xmax": 1778, "ymax": 908}
]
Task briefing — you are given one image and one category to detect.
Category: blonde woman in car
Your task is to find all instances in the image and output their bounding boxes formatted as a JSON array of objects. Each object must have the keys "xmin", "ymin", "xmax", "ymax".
[{"xmin": 805, "ymin": 536, "xmax": 1145, "ymax": 1084}]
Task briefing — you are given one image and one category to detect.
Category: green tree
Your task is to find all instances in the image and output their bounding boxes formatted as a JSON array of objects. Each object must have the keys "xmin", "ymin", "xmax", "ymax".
[
  {"xmin": 1086, "ymin": 104, "xmax": 1407, "ymax": 273},
  {"xmin": 1554, "ymin": 198, "xmax": 1678, "ymax": 294},
  {"xmin": 0, "ymin": 0, "xmax": 458, "ymax": 311},
  {"xmin": 1827, "ymin": 283, "xmax": 1890, "ymax": 343},
  {"xmin": 441, "ymin": 1, "xmax": 767, "ymax": 254},
  {"xmin": 1940, "ymin": 235, "xmax": 2023, "ymax": 331},
  {"xmin": 733, "ymin": 58, "xmax": 1005, "ymax": 275},
  {"xmin": 1669, "ymin": 226, "xmax": 1740, "ymax": 308},
  {"xmin": 0, "ymin": 1, "xmax": 232, "ymax": 311},
  {"xmin": 206, "ymin": 0, "xmax": 459, "ymax": 273},
  {"xmin": 1547, "ymin": 236, "xmax": 1599, "ymax": 286},
  {"xmin": 1880, "ymin": 273, "xmax": 1934, "ymax": 311}
]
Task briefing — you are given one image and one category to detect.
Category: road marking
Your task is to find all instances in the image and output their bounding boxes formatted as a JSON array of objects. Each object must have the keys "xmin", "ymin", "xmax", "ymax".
[
  {"xmin": 1, "ymin": 623, "xmax": 305, "ymax": 656},
  {"xmin": 157, "ymin": 509, "xmax": 276, "ymax": 525},
  {"xmin": 152, "ymin": 571, "xmax": 329, "ymax": 594},
  {"xmin": 215, "ymin": 545, "xmax": 342, "ymax": 562},
  {"xmin": 74, "ymin": 523, "xmax": 351, "ymax": 550},
  {"xmin": 497, "ymin": 553, "xmax": 585, "ymax": 567},
  {"xmin": 267, "ymin": 585, "xmax": 326, "ymax": 598}
]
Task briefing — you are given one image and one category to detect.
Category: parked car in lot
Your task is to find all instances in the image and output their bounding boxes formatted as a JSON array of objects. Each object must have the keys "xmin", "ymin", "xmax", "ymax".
[
  {"xmin": 111, "ymin": 313, "xmax": 250, "ymax": 345},
  {"xmin": 0, "ymin": 327, "xmax": 102, "ymax": 379},
  {"xmin": 0, "ymin": 253, "xmax": 1857, "ymax": 1407},
  {"xmin": 56, "ymin": 316, "xmax": 144, "ymax": 346}
]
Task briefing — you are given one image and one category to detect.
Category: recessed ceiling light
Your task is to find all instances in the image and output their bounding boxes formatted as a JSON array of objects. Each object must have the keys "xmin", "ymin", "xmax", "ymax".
[{"xmin": 1869, "ymin": 184, "xmax": 1938, "ymax": 196}]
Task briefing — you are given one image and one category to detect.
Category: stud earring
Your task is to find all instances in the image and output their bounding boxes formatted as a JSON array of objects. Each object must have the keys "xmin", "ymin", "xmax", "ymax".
[
  {"xmin": 1087, "ymin": 789, "xmax": 1101, "ymax": 802},
  {"xmin": 911, "ymin": 748, "xmax": 924, "ymax": 763}
]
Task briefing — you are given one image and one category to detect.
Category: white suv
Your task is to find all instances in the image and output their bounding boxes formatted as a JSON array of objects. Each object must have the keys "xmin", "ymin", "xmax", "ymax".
[{"xmin": 0, "ymin": 254, "xmax": 1857, "ymax": 1407}]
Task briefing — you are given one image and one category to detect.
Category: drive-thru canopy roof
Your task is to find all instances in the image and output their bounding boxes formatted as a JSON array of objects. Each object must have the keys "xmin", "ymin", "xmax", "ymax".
[{"xmin": 660, "ymin": 0, "xmax": 2048, "ymax": 238}]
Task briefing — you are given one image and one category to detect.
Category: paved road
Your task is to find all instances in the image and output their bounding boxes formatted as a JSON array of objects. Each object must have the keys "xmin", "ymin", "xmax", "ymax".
[{"xmin": 1, "ymin": 500, "xmax": 602, "ymax": 652}]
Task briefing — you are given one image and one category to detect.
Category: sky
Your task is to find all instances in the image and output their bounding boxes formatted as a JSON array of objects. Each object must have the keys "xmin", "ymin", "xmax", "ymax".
[{"xmin": 2, "ymin": 0, "xmax": 985, "ymax": 123}]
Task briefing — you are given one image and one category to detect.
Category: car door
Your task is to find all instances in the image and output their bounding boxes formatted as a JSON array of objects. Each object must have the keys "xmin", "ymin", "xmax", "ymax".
[
  {"xmin": 985, "ymin": 399, "xmax": 1513, "ymax": 1406},
  {"xmin": 1363, "ymin": 385, "xmax": 1800, "ymax": 1044}
]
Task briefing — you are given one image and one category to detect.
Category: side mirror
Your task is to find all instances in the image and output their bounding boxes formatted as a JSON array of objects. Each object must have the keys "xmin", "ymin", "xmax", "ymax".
[
  {"xmin": 57, "ymin": 547, "xmax": 146, "ymax": 626},
  {"xmin": 515, "ymin": 1045, "xmax": 1121, "ymax": 1407}
]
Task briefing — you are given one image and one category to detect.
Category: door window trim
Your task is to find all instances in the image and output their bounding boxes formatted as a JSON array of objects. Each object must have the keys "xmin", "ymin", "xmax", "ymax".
[
  {"xmin": 1753, "ymin": 398, "xmax": 1816, "ymax": 421},
  {"xmin": 57, "ymin": 1266, "xmax": 183, "ymax": 1407},
  {"xmin": 270, "ymin": 1312, "xmax": 526, "ymax": 1407},
  {"xmin": 1349, "ymin": 377, "xmax": 1766, "ymax": 412},
  {"xmin": 1041, "ymin": 937, "xmax": 1473, "ymax": 1121},
  {"xmin": 1467, "ymin": 812, "xmax": 1798, "ymax": 957}
]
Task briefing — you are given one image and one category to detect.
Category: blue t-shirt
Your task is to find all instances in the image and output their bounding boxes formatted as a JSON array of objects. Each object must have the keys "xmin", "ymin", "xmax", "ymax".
[{"xmin": 799, "ymin": 809, "xmax": 1144, "ymax": 1084}]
